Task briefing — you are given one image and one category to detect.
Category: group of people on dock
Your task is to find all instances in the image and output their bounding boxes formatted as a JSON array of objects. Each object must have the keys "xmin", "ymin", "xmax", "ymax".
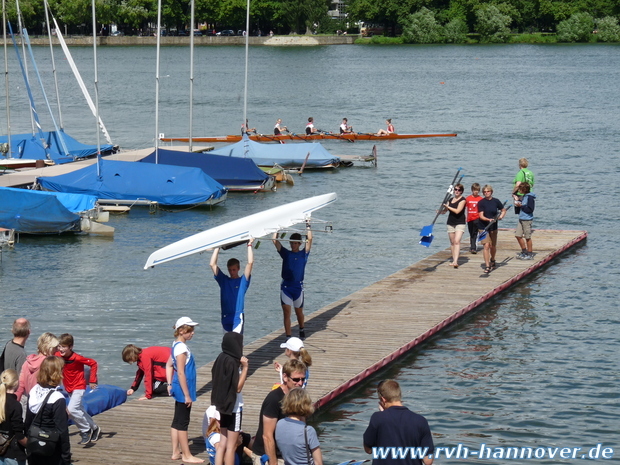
[
  {"xmin": 0, "ymin": 318, "xmax": 101, "ymax": 465},
  {"xmin": 441, "ymin": 158, "xmax": 536, "ymax": 273},
  {"xmin": 245, "ymin": 118, "xmax": 395, "ymax": 137}
]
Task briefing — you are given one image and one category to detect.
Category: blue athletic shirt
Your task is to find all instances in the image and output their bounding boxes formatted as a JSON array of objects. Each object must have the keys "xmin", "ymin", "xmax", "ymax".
[
  {"xmin": 278, "ymin": 247, "xmax": 309, "ymax": 288},
  {"xmin": 214, "ymin": 270, "xmax": 251, "ymax": 330}
]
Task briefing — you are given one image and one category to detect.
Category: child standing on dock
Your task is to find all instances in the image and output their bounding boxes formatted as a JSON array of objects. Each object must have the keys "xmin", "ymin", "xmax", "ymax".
[
  {"xmin": 211, "ymin": 332, "xmax": 249, "ymax": 465},
  {"xmin": 167, "ymin": 317, "xmax": 203, "ymax": 463},
  {"xmin": 210, "ymin": 239, "xmax": 254, "ymax": 334},
  {"xmin": 56, "ymin": 333, "xmax": 101, "ymax": 445},
  {"xmin": 466, "ymin": 183, "xmax": 483, "ymax": 254},
  {"xmin": 514, "ymin": 182, "xmax": 536, "ymax": 260},
  {"xmin": 273, "ymin": 337, "xmax": 311, "ymax": 388}
]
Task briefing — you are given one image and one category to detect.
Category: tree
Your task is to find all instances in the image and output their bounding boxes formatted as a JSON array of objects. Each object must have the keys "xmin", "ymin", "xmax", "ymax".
[
  {"xmin": 402, "ymin": 7, "xmax": 443, "ymax": 43},
  {"xmin": 475, "ymin": 4, "xmax": 511, "ymax": 42},
  {"xmin": 595, "ymin": 16, "xmax": 620, "ymax": 42},
  {"xmin": 556, "ymin": 11, "xmax": 594, "ymax": 41},
  {"xmin": 443, "ymin": 17, "xmax": 468, "ymax": 42}
]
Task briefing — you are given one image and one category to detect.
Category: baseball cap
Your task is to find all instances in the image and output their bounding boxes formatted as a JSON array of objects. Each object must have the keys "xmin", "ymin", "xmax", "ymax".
[
  {"xmin": 174, "ymin": 317, "xmax": 199, "ymax": 329},
  {"xmin": 280, "ymin": 337, "xmax": 304, "ymax": 352}
]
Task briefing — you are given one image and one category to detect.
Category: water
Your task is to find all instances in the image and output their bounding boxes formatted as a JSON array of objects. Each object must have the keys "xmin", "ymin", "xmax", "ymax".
[{"xmin": 1, "ymin": 44, "xmax": 619, "ymax": 463}]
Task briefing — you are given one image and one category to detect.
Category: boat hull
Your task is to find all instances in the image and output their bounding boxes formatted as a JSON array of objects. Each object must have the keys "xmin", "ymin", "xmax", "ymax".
[{"xmin": 161, "ymin": 132, "xmax": 457, "ymax": 143}]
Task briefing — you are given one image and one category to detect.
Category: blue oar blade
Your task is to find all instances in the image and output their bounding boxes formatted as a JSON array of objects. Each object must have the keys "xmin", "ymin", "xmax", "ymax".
[
  {"xmin": 420, "ymin": 224, "xmax": 434, "ymax": 237},
  {"xmin": 419, "ymin": 234, "xmax": 433, "ymax": 247},
  {"xmin": 477, "ymin": 230, "xmax": 487, "ymax": 243}
]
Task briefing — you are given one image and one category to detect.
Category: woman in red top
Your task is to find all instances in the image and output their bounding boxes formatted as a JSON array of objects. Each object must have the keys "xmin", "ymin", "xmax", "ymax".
[
  {"xmin": 376, "ymin": 119, "xmax": 394, "ymax": 136},
  {"xmin": 465, "ymin": 183, "xmax": 483, "ymax": 253}
]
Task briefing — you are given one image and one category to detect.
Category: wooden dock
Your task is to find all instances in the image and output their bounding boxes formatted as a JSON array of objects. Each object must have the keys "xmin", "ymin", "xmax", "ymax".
[{"xmin": 61, "ymin": 229, "xmax": 586, "ymax": 464}]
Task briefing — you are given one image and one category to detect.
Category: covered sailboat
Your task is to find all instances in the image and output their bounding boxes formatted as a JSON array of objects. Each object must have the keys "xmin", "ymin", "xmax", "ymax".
[
  {"xmin": 208, "ymin": 136, "xmax": 341, "ymax": 169},
  {"xmin": 36, "ymin": 158, "xmax": 227, "ymax": 206},
  {"xmin": 0, "ymin": 131, "xmax": 115, "ymax": 165},
  {"xmin": 0, "ymin": 186, "xmax": 113, "ymax": 234},
  {"xmin": 139, "ymin": 149, "xmax": 275, "ymax": 192}
]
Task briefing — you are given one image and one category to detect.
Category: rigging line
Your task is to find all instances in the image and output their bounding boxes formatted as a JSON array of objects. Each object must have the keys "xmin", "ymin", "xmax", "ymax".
[
  {"xmin": 2, "ymin": 0, "xmax": 12, "ymax": 157},
  {"xmin": 43, "ymin": 0, "xmax": 64, "ymax": 131},
  {"xmin": 14, "ymin": 0, "xmax": 35, "ymax": 134},
  {"xmin": 92, "ymin": 0, "xmax": 102, "ymax": 180}
]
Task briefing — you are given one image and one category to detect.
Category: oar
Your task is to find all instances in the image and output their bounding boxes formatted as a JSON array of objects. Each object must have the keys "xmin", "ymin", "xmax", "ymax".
[
  {"xmin": 419, "ymin": 168, "xmax": 463, "ymax": 247},
  {"xmin": 477, "ymin": 201, "xmax": 511, "ymax": 243}
]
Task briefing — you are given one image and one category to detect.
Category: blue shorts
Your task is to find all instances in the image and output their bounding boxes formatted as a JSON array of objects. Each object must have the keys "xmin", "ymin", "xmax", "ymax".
[{"xmin": 281, "ymin": 287, "xmax": 304, "ymax": 308}]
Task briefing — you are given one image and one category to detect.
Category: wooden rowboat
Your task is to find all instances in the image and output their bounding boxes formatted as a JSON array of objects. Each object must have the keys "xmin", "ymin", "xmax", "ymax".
[{"xmin": 160, "ymin": 132, "xmax": 457, "ymax": 143}]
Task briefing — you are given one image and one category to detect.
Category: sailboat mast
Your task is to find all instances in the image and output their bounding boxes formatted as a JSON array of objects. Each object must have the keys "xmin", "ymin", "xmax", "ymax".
[
  {"xmin": 44, "ymin": 0, "xmax": 64, "ymax": 131},
  {"xmin": 92, "ymin": 0, "xmax": 102, "ymax": 179},
  {"xmin": 15, "ymin": 0, "xmax": 35, "ymax": 134},
  {"xmin": 188, "ymin": 0, "xmax": 195, "ymax": 152},
  {"xmin": 2, "ymin": 0, "xmax": 12, "ymax": 158},
  {"xmin": 242, "ymin": 0, "xmax": 249, "ymax": 131},
  {"xmin": 154, "ymin": 0, "xmax": 162, "ymax": 163}
]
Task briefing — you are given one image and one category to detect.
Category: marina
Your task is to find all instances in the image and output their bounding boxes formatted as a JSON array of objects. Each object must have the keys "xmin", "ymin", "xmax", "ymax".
[{"xmin": 61, "ymin": 228, "xmax": 586, "ymax": 464}]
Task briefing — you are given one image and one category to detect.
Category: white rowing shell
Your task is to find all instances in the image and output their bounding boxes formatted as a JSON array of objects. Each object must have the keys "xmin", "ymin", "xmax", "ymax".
[{"xmin": 144, "ymin": 192, "xmax": 337, "ymax": 269}]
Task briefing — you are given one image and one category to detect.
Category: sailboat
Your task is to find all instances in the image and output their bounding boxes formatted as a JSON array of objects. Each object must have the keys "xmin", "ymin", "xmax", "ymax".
[{"xmin": 0, "ymin": 3, "xmax": 116, "ymax": 165}]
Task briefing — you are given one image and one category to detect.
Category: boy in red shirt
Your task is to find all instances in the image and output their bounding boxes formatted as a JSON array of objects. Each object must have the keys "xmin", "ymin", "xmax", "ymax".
[
  {"xmin": 466, "ymin": 183, "xmax": 483, "ymax": 254},
  {"xmin": 56, "ymin": 333, "xmax": 101, "ymax": 445}
]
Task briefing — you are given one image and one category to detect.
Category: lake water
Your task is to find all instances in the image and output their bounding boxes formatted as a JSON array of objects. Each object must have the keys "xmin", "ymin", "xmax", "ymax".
[{"xmin": 1, "ymin": 44, "xmax": 618, "ymax": 463}]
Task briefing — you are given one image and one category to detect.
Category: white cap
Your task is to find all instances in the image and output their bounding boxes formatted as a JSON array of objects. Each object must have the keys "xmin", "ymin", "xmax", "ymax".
[
  {"xmin": 206, "ymin": 405, "xmax": 220, "ymax": 422},
  {"xmin": 174, "ymin": 317, "xmax": 199, "ymax": 329},
  {"xmin": 280, "ymin": 337, "xmax": 304, "ymax": 352}
]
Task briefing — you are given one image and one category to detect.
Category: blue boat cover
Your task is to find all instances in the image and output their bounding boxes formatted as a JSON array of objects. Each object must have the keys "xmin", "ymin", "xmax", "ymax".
[
  {"xmin": 140, "ymin": 149, "xmax": 269, "ymax": 188},
  {"xmin": 63, "ymin": 384, "xmax": 127, "ymax": 421},
  {"xmin": 0, "ymin": 130, "xmax": 114, "ymax": 164},
  {"xmin": 0, "ymin": 186, "xmax": 84, "ymax": 233},
  {"xmin": 37, "ymin": 159, "xmax": 226, "ymax": 206},
  {"xmin": 208, "ymin": 136, "xmax": 340, "ymax": 168}
]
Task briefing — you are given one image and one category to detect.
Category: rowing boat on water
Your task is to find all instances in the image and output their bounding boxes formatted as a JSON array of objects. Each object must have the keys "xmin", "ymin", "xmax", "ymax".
[{"xmin": 160, "ymin": 132, "xmax": 457, "ymax": 143}]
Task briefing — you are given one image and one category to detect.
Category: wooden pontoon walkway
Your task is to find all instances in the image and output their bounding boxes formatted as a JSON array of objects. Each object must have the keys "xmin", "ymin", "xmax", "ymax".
[{"xmin": 70, "ymin": 229, "xmax": 586, "ymax": 464}]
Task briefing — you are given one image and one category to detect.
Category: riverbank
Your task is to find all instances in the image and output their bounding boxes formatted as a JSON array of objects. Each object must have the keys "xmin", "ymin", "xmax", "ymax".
[{"xmin": 0, "ymin": 34, "xmax": 356, "ymax": 47}]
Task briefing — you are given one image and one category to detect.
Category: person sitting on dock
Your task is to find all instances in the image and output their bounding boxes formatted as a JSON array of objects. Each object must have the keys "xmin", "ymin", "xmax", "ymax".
[
  {"xmin": 376, "ymin": 119, "xmax": 394, "ymax": 136},
  {"xmin": 514, "ymin": 182, "xmax": 536, "ymax": 260},
  {"xmin": 251, "ymin": 359, "xmax": 307, "ymax": 465},
  {"xmin": 272, "ymin": 227, "xmax": 312, "ymax": 340},
  {"xmin": 363, "ymin": 379, "xmax": 434, "ymax": 465},
  {"xmin": 340, "ymin": 118, "xmax": 353, "ymax": 134},
  {"xmin": 305, "ymin": 117, "xmax": 319, "ymax": 135},
  {"xmin": 122, "ymin": 344, "xmax": 170, "ymax": 400},
  {"xmin": 274, "ymin": 119, "xmax": 288, "ymax": 136},
  {"xmin": 210, "ymin": 240, "xmax": 254, "ymax": 334},
  {"xmin": 477, "ymin": 185, "xmax": 507, "ymax": 274}
]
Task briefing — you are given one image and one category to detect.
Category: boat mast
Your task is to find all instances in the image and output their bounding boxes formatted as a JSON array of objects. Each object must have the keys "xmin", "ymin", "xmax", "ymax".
[
  {"xmin": 242, "ymin": 0, "xmax": 250, "ymax": 131},
  {"xmin": 43, "ymin": 0, "xmax": 64, "ymax": 131},
  {"xmin": 154, "ymin": 0, "xmax": 162, "ymax": 163},
  {"xmin": 92, "ymin": 0, "xmax": 102, "ymax": 179},
  {"xmin": 188, "ymin": 0, "xmax": 195, "ymax": 152},
  {"xmin": 14, "ymin": 0, "xmax": 35, "ymax": 135},
  {"xmin": 2, "ymin": 0, "xmax": 11, "ymax": 158}
]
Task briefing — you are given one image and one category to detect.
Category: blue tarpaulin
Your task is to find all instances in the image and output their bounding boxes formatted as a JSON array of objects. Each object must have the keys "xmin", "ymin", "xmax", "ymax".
[
  {"xmin": 208, "ymin": 136, "xmax": 340, "ymax": 168},
  {"xmin": 37, "ymin": 159, "xmax": 227, "ymax": 206},
  {"xmin": 0, "ymin": 186, "xmax": 89, "ymax": 233},
  {"xmin": 139, "ymin": 149, "xmax": 269, "ymax": 189},
  {"xmin": 0, "ymin": 131, "xmax": 115, "ymax": 164}
]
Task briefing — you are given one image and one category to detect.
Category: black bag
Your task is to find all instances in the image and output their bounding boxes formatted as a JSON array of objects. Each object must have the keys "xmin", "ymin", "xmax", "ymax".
[
  {"xmin": 26, "ymin": 390, "xmax": 61, "ymax": 457},
  {"xmin": 0, "ymin": 431, "xmax": 14, "ymax": 456}
]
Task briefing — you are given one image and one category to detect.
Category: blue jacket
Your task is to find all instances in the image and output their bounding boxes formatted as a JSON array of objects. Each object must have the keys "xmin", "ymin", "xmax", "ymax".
[{"xmin": 519, "ymin": 193, "xmax": 536, "ymax": 220}]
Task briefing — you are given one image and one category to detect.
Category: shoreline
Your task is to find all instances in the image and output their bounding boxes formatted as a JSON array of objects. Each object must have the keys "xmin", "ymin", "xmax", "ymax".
[{"xmin": 0, "ymin": 34, "xmax": 356, "ymax": 47}]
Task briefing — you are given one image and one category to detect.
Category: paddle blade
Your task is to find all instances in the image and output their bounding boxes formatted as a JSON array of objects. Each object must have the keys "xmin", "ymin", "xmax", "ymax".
[
  {"xmin": 477, "ymin": 230, "xmax": 488, "ymax": 243},
  {"xmin": 419, "ymin": 234, "xmax": 433, "ymax": 247},
  {"xmin": 420, "ymin": 224, "xmax": 434, "ymax": 237}
]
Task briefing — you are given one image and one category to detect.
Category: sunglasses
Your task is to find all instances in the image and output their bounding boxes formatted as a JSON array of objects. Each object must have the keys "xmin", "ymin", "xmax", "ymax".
[{"xmin": 289, "ymin": 377, "xmax": 306, "ymax": 383}]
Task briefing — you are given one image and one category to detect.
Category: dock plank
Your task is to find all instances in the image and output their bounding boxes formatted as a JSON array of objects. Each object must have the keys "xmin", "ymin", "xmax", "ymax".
[{"xmin": 64, "ymin": 228, "xmax": 585, "ymax": 464}]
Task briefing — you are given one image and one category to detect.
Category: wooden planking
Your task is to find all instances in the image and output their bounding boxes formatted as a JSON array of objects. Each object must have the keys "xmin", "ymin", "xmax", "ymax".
[{"xmin": 68, "ymin": 228, "xmax": 586, "ymax": 464}]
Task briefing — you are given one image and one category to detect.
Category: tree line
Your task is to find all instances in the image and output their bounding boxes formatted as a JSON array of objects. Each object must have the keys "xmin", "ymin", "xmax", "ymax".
[{"xmin": 4, "ymin": 0, "xmax": 620, "ymax": 42}]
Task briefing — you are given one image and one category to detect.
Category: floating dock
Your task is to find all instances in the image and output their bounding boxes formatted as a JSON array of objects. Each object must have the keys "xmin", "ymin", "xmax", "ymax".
[{"xmin": 62, "ymin": 229, "xmax": 586, "ymax": 464}]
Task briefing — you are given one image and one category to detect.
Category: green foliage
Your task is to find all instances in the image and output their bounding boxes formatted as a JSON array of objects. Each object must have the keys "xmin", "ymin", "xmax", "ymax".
[
  {"xmin": 556, "ymin": 12, "xmax": 594, "ymax": 42},
  {"xmin": 369, "ymin": 35, "xmax": 403, "ymax": 44},
  {"xmin": 443, "ymin": 17, "xmax": 469, "ymax": 43},
  {"xmin": 475, "ymin": 4, "xmax": 511, "ymax": 42},
  {"xmin": 116, "ymin": 0, "xmax": 154, "ymax": 29},
  {"xmin": 402, "ymin": 7, "xmax": 443, "ymax": 43},
  {"xmin": 508, "ymin": 32, "xmax": 558, "ymax": 43},
  {"xmin": 596, "ymin": 16, "xmax": 620, "ymax": 42}
]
